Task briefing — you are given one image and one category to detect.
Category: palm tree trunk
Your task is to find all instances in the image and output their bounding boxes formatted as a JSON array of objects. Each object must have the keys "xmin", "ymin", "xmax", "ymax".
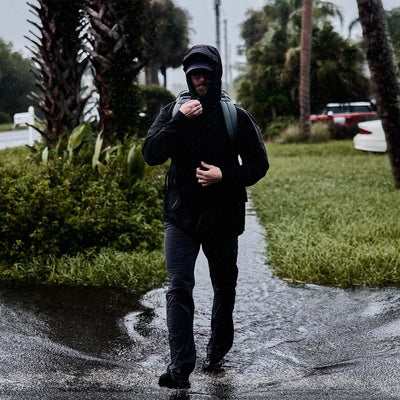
[
  {"xmin": 161, "ymin": 65, "xmax": 167, "ymax": 88},
  {"xmin": 357, "ymin": 0, "xmax": 400, "ymax": 188},
  {"xmin": 299, "ymin": 0, "xmax": 312, "ymax": 139},
  {"xmin": 144, "ymin": 64, "xmax": 160, "ymax": 86},
  {"xmin": 27, "ymin": 0, "xmax": 88, "ymax": 143}
]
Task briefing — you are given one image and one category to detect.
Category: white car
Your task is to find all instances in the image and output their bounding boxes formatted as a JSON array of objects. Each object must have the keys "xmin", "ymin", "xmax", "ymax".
[{"xmin": 353, "ymin": 119, "xmax": 387, "ymax": 152}]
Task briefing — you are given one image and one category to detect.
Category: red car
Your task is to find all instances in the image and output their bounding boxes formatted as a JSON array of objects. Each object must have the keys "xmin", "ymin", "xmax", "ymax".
[{"xmin": 310, "ymin": 102, "xmax": 377, "ymax": 126}]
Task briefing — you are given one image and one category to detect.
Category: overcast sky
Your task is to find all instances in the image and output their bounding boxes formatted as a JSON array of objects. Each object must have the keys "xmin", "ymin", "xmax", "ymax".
[{"xmin": 0, "ymin": 0, "xmax": 399, "ymax": 91}]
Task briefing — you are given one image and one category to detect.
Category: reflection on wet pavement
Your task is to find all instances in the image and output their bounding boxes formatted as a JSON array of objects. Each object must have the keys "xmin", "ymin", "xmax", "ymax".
[{"xmin": 1, "ymin": 202, "xmax": 400, "ymax": 399}]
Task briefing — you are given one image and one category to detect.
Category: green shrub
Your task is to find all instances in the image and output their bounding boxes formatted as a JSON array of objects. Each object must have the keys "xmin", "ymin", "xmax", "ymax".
[
  {"xmin": 276, "ymin": 123, "xmax": 302, "ymax": 143},
  {"xmin": 310, "ymin": 122, "xmax": 331, "ymax": 143},
  {"xmin": 0, "ymin": 126, "xmax": 166, "ymax": 265},
  {"xmin": 266, "ymin": 116, "xmax": 296, "ymax": 140},
  {"xmin": 276, "ymin": 122, "xmax": 330, "ymax": 144}
]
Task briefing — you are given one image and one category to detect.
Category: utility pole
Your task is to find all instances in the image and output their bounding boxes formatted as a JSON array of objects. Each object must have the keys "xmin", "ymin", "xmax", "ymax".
[
  {"xmin": 224, "ymin": 18, "xmax": 228, "ymax": 91},
  {"xmin": 214, "ymin": 0, "xmax": 221, "ymax": 52}
]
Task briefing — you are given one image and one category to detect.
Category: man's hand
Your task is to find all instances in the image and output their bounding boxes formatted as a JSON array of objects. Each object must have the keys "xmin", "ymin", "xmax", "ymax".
[
  {"xmin": 179, "ymin": 100, "xmax": 202, "ymax": 119},
  {"xmin": 196, "ymin": 161, "xmax": 222, "ymax": 186}
]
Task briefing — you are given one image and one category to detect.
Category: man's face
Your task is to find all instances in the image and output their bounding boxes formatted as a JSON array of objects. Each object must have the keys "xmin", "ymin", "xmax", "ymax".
[{"xmin": 190, "ymin": 69, "xmax": 213, "ymax": 97}]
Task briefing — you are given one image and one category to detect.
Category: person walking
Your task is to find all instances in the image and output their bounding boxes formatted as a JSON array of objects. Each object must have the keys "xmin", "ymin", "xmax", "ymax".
[{"xmin": 142, "ymin": 44, "xmax": 269, "ymax": 390}]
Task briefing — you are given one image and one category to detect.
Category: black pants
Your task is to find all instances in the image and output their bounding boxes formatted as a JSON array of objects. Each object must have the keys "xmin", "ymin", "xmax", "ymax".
[{"xmin": 164, "ymin": 222, "xmax": 238, "ymax": 375}]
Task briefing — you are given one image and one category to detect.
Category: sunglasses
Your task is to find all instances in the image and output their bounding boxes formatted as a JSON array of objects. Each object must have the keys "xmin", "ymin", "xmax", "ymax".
[{"xmin": 190, "ymin": 70, "xmax": 213, "ymax": 79}]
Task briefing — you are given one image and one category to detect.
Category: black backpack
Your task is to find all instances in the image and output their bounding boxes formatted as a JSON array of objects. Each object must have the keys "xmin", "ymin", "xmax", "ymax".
[{"xmin": 172, "ymin": 90, "xmax": 238, "ymax": 143}]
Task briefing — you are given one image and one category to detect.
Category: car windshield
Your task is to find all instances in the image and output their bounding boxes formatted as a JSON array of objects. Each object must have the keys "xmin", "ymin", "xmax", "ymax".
[{"xmin": 350, "ymin": 105, "xmax": 373, "ymax": 112}]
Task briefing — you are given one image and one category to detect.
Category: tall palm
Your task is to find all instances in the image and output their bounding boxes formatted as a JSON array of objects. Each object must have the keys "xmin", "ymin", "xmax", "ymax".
[
  {"xmin": 299, "ymin": 0, "xmax": 312, "ymax": 138},
  {"xmin": 357, "ymin": 0, "xmax": 400, "ymax": 188},
  {"xmin": 27, "ymin": 0, "xmax": 88, "ymax": 143},
  {"xmin": 238, "ymin": 0, "xmax": 350, "ymax": 129},
  {"xmin": 349, "ymin": 7, "xmax": 400, "ymax": 64},
  {"xmin": 85, "ymin": 0, "xmax": 149, "ymax": 142},
  {"xmin": 145, "ymin": 0, "xmax": 190, "ymax": 88}
]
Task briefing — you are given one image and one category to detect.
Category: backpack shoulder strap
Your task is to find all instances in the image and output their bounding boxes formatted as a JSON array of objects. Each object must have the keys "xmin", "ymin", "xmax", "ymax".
[
  {"xmin": 220, "ymin": 90, "xmax": 238, "ymax": 143},
  {"xmin": 171, "ymin": 89, "xmax": 238, "ymax": 144},
  {"xmin": 172, "ymin": 90, "xmax": 191, "ymax": 117}
]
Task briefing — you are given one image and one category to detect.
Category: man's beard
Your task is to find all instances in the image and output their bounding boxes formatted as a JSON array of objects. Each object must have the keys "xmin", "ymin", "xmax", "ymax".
[{"xmin": 195, "ymin": 85, "xmax": 208, "ymax": 97}]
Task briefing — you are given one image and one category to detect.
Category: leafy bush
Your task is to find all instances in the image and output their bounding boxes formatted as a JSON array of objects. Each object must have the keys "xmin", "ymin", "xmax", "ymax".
[
  {"xmin": 310, "ymin": 122, "xmax": 331, "ymax": 143},
  {"xmin": 276, "ymin": 122, "xmax": 330, "ymax": 144},
  {"xmin": 265, "ymin": 116, "xmax": 296, "ymax": 140},
  {"xmin": 276, "ymin": 124, "xmax": 302, "ymax": 143},
  {"xmin": 0, "ymin": 124, "xmax": 166, "ymax": 265}
]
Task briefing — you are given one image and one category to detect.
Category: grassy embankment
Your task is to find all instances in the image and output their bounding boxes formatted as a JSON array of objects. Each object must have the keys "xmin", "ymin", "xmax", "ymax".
[{"xmin": 251, "ymin": 140, "xmax": 400, "ymax": 288}]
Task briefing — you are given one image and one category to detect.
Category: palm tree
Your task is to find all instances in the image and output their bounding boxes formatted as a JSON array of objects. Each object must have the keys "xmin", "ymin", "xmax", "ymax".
[
  {"xmin": 299, "ymin": 0, "xmax": 312, "ymax": 138},
  {"xmin": 357, "ymin": 0, "xmax": 400, "ymax": 188},
  {"xmin": 145, "ymin": 0, "xmax": 190, "ymax": 88},
  {"xmin": 27, "ymin": 0, "xmax": 88, "ymax": 143},
  {"xmin": 85, "ymin": 0, "xmax": 149, "ymax": 142},
  {"xmin": 238, "ymin": 0, "xmax": 363, "ymax": 131},
  {"xmin": 349, "ymin": 7, "xmax": 400, "ymax": 64}
]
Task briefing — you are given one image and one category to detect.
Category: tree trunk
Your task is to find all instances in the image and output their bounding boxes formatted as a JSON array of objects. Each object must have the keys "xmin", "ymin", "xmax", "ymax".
[
  {"xmin": 161, "ymin": 65, "xmax": 167, "ymax": 88},
  {"xmin": 144, "ymin": 64, "xmax": 160, "ymax": 86},
  {"xmin": 27, "ymin": 0, "xmax": 88, "ymax": 144},
  {"xmin": 357, "ymin": 0, "xmax": 400, "ymax": 188},
  {"xmin": 299, "ymin": 0, "xmax": 312, "ymax": 139}
]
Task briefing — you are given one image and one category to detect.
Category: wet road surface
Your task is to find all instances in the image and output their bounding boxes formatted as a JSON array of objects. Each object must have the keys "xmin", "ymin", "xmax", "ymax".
[{"xmin": 1, "ymin": 203, "xmax": 400, "ymax": 399}]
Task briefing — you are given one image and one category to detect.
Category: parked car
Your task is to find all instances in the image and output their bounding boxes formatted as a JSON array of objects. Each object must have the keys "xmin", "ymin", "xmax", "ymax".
[
  {"xmin": 353, "ymin": 119, "xmax": 387, "ymax": 152},
  {"xmin": 311, "ymin": 102, "xmax": 377, "ymax": 126}
]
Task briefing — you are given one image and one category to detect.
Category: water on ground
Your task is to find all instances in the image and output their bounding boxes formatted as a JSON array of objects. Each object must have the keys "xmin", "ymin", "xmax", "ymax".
[{"xmin": 1, "ymin": 203, "xmax": 400, "ymax": 399}]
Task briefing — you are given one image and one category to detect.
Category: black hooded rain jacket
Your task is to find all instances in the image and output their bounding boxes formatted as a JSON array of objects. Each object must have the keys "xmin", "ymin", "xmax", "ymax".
[{"xmin": 142, "ymin": 45, "xmax": 269, "ymax": 240}]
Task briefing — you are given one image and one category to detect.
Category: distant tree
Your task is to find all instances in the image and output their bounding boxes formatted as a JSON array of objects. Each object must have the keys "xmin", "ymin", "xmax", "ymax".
[
  {"xmin": 299, "ymin": 0, "xmax": 312, "ymax": 138},
  {"xmin": 144, "ymin": 0, "xmax": 190, "ymax": 88},
  {"xmin": 0, "ymin": 39, "xmax": 35, "ymax": 119},
  {"xmin": 239, "ymin": 9, "xmax": 267, "ymax": 54},
  {"xmin": 385, "ymin": 7, "xmax": 400, "ymax": 62},
  {"xmin": 85, "ymin": 0, "xmax": 149, "ymax": 142},
  {"xmin": 349, "ymin": 7, "xmax": 400, "ymax": 64},
  {"xmin": 27, "ymin": 0, "xmax": 89, "ymax": 143},
  {"xmin": 357, "ymin": 0, "xmax": 400, "ymax": 188},
  {"xmin": 238, "ymin": 0, "xmax": 368, "ymax": 131}
]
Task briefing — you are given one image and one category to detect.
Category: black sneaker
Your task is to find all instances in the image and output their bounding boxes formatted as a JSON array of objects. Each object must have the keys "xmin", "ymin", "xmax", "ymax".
[
  {"xmin": 202, "ymin": 357, "xmax": 225, "ymax": 373},
  {"xmin": 158, "ymin": 367, "xmax": 191, "ymax": 389}
]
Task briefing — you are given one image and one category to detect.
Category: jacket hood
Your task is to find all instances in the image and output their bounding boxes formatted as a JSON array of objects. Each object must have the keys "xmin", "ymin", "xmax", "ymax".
[{"xmin": 182, "ymin": 45, "xmax": 222, "ymax": 105}]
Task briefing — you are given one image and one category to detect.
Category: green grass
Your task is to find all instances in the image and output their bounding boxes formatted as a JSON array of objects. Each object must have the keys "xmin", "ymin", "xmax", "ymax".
[
  {"xmin": 251, "ymin": 140, "xmax": 400, "ymax": 288},
  {"xmin": 0, "ymin": 248, "xmax": 166, "ymax": 293}
]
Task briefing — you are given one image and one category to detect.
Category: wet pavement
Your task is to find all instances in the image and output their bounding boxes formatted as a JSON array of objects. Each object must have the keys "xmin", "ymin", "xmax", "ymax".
[{"xmin": 1, "ymin": 203, "xmax": 400, "ymax": 399}]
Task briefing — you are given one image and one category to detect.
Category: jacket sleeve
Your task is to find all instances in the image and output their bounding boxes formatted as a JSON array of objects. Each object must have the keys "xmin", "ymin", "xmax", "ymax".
[
  {"xmin": 219, "ymin": 107, "xmax": 269, "ymax": 187},
  {"xmin": 142, "ymin": 103, "xmax": 188, "ymax": 166}
]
